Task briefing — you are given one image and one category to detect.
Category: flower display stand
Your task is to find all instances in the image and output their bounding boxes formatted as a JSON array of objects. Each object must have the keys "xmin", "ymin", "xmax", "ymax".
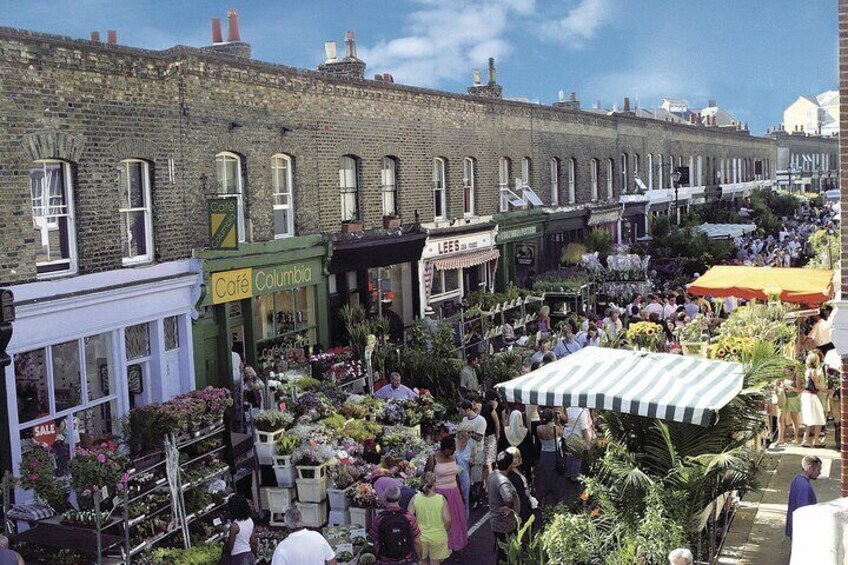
[
  {"xmin": 262, "ymin": 486, "xmax": 297, "ymax": 513},
  {"xmin": 297, "ymin": 476, "xmax": 329, "ymax": 503},
  {"xmin": 300, "ymin": 500, "xmax": 329, "ymax": 528},
  {"xmin": 349, "ymin": 506, "xmax": 373, "ymax": 530},
  {"xmin": 273, "ymin": 455, "xmax": 297, "ymax": 487},
  {"xmin": 255, "ymin": 428, "xmax": 286, "ymax": 465},
  {"xmin": 328, "ymin": 486, "xmax": 352, "ymax": 511},
  {"xmin": 297, "ymin": 463, "xmax": 327, "ymax": 480},
  {"xmin": 328, "ymin": 509, "xmax": 351, "ymax": 526}
]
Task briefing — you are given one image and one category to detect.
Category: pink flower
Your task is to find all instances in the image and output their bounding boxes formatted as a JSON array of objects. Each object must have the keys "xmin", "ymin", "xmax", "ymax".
[
  {"xmin": 28, "ymin": 473, "xmax": 38, "ymax": 482},
  {"xmin": 97, "ymin": 454, "xmax": 106, "ymax": 463},
  {"xmin": 116, "ymin": 482, "xmax": 124, "ymax": 492}
]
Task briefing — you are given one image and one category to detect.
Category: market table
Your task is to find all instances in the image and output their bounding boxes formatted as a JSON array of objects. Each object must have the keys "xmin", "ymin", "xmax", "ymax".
[{"xmin": 14, "ymin": 520, "xmax": 124, "ymax": 555}]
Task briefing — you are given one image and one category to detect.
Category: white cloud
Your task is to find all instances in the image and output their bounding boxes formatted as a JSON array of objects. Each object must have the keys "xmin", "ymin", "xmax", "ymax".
[
  {"xmin": 358, "ymin": 0, "xmax": 536, "ymax": 88},
  {"xmin": 541, "ymin": 0, "xmax": 615, "ymax": 48}
]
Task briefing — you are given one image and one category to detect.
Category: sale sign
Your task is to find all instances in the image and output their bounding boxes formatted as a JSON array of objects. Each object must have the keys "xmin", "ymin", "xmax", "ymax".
[{"xmin": 33, "ymin": 421, "xmax": 57, "ymax": 446}]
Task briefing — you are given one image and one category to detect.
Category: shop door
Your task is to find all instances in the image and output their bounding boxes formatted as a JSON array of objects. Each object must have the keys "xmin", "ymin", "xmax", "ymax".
[{"xmin": 514, "ymin": 242, "xmax": 537, "ymax": 288}]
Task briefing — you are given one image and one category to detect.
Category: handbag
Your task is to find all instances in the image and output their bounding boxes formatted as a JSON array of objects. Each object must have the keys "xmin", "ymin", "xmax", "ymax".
[
  {"xmin": 554, "ymin": 441, "xmax": 568, "ymax": 475},
  {"xmin": 562, "ymin": 410, "xmax": 588, "ymax": 455}
]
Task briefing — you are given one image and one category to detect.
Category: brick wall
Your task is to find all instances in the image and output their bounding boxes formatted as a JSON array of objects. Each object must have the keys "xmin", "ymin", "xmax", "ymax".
[{"xmin": 0, "ymin": 26, "xmax": 776, "ymax": 284}]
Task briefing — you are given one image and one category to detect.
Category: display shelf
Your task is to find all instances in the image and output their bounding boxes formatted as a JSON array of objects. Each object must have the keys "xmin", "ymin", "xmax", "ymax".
[
  {"xmin": 181, "ymin": 466, "xmax": 229, "ymax": 491},
  {"xmin": 181, "ymin": 444, "xmax": 226, "ymax": 468}
]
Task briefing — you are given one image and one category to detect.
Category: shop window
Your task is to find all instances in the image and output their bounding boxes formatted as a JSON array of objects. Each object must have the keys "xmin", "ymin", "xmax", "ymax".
[
  {"xmin": 271, "ymin": 154, "xmax": 295, "ymax": 238},
  {"xmin": 549, "ymin": 158, "xmax": 560, "ymax": 206},
  {"xmin": 463, "ymin": 157, "xmax": 475, "ymax": 216},
  {"xmin": 14, "ymin": 333, "xmax": 119, "ymax": 461},
  {"xmin": 381, "ymin": 156, "xmax": 398, "ymax": 217},
  {"xmin": 164, "ymin": 316, "xmax": 180, "ymax": 351},
  {"xmin": 29, "ymin": 160, "xmax": 77, "ymax": 277},
  {"xmin": 119, "ymin": 159, "xmax": 154, "ymax": 264},
  {"xmin": 125, "ymin": 322, "xmax": 151, "ymax": 360},
  {"xmin": 431, "ymin": 269, "xmax": 460, "ymax": 297},
  {"xmin": 254, "ymin": 288, "xmax": 317, "ymax": 354},
  {"xmin": 339, "ymin": 155, "xmax": 360, "ymax": 222},
  {"xmin": 433, "ymin": 158, "xmax": 447, "ymax": 221},
  {"xmin": 215, "ymin": 152, "xmax": 246, "ymax": 242},
  {"xmin": 590, "ymin": 159, "xmax": 599, "ymax": 201}
]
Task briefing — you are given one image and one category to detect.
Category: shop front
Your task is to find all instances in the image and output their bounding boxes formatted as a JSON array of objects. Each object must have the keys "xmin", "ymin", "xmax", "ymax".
[
  {"xmin": 494, "ymin": 212, "xmax": 546, "ymax": 290},
  {"xmin": 2, "ymin": 260, "xmax": 200, "ymax": 477},
  {"xmin": 420, "ymin": 224, "xmax": 499, "ymax": 318},
  {"xmin": 588, "ymin": 204, "xmax": 623, "ymax": 244},
  {"xmin": 543, "ymin": 209, "xmax": 588, "ymax": 271},
  {"xmin": 327, "ymin": 228, "xmax": 427, "ymax": 345},
  {"xmin": 621, "ymin": 202, "xmax": 649, "ymax": 244},
  {"xmin": 194, "ymin": 236, "xmax": 330, "ymax": 388}
]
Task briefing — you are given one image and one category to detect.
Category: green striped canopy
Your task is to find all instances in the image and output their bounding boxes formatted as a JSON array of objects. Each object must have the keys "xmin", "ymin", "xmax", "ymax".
[{"xmin": 496, "ymin": 347, "xmax": 744, "ymax": 427}]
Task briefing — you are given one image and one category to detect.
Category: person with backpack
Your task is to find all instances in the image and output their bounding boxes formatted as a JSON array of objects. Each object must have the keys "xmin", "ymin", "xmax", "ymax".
[{"xmin": 369, "ymin": 486, "xmax": 422, "ymax": 565}]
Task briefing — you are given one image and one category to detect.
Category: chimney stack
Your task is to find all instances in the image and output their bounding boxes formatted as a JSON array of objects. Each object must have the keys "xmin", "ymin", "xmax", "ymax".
[
  {"xmin": 473, "ymin": 69, "xmax": 482, "ymax": 86},
  {"xmin": 211, "ymin": 18, "xmax": 223, "ymax": 43},
  {"xmin": 623, "ymin": 97, "xmax": 631, "ymax": 112},
  {"xmin": 324, "ymin": 41, "xmax": 338, "ymax": 61},
  {"xmin": 345, "ymin": 30, "xmax": 357, "ymax": 59},
  {"xmin": 383, "ymin": 73, "xmax": 393, "ymax": 83},
  {"xmin": 227, "ymin": 9, "xmax": 241, "ymax": 42},
  {"xmin": 107, "ymin": 30, "xmax": 117, "ymax": 44},
  {"xmin": 558, "ymin": 90, "xmax": 565, "ymax": 102},
  {"xmin": 467, "ymin": 58, "xmax": 502, "ymax": 98},
  {"xmin": 708, "ymin": 99, "xmax": 716, "ymax": 108},
  {"xmin": 554, "ymin": 90, "xmax": 580, "ymax": 110},
  {"xmin": 487, "ymin": 57, "xmax": 497, "ymax": 85},
  {"xmin": 90, "ymin": 31, "xmax": 101, "ymax": 42}
]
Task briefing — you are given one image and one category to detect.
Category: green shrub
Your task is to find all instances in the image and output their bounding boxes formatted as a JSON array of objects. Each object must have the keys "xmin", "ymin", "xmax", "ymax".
[{"xmin": 150, "ymin": 545, "xmax": 222, "ymax": 565}]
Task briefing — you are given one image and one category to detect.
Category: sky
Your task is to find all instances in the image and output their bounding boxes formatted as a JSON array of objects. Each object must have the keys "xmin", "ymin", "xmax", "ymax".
[{"xmin": 2, "ymin": 0, "xmax": 838, "ymax": 134}]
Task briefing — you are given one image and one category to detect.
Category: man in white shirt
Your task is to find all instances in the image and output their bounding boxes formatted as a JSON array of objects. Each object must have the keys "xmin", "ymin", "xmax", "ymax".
[
  {"xmin": 662, "ymin": 294, "xmax": 677, "ymax": 320},
  {"xmin": 272, "ymin": 506, "xmax": 337, "ymax": 565},
  {"xmin": 460, "ymin": 399, "xmax": 488, "ymax": 506},
  {"xmin": 644, "ymin": 295, "xmax": 664, "ymax": 319},
  {"xmin": 374, "ymin": 372, "xmax": 418, "ymax": 401}
]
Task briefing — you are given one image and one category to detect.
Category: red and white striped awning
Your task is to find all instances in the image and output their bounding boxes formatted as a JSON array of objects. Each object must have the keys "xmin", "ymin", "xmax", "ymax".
[{"xmin": 431, "ymin": 249, "xmax": 499, "ymax": 270}]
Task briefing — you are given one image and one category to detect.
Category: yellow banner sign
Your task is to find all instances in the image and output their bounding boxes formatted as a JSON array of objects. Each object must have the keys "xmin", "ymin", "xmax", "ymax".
[{"xmin": 211, "ymin": 268, "xmax": 253, "ymax": 305}]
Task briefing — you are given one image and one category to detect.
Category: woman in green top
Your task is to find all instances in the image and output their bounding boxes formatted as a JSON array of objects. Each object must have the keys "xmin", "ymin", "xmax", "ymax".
[{"xmin": 408, "ymin": 471, "xmax": 452, "ymax": 565}]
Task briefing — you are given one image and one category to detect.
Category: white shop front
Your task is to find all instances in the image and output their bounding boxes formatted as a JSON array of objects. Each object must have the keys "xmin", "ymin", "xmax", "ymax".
[
  {"xmin": 419, "ymin": 225, "xmax": 499, "ymax": 318},
  {"xmin": 3, "ymin": 260, "xmax": 201, "ymax": 478}
]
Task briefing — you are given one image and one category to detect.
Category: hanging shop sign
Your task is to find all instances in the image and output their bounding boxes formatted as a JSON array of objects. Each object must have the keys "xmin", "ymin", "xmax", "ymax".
[
  {"xmin": 210, "ymin": 259, "xmax": 320, "ymax": 304},
  {"xmin": 208, "ymin": 199, "xmax": 239, "ymax": 251},
  {"xmin": 588, "ymin": 208, "xmax": 621, "ymax": 227},
  {"xmin": 422, "ymin": 230, "xmax": 494, "ymax": 260},
  {"xmin": 515, "ymin": 243, "xmax": 536, "ymax": 266},
  {"xmin": 496, "ymin": 223, "xmax": 542, "ymax": 244}
]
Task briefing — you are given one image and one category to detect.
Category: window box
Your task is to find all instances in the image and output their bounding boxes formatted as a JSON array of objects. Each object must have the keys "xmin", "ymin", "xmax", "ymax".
[
  {"xmin": 341, "ymin": 220, "xmax": 364, "ymax": 233},
  {"xmin": 382, "ymin": 215, "xmax": 402, "ymax": 230}
]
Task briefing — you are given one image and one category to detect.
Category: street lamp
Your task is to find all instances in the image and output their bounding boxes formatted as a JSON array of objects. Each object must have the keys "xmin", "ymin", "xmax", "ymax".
[{"xmin": 671, "ymin": 169, "xmax": 682, "ymax": 224}]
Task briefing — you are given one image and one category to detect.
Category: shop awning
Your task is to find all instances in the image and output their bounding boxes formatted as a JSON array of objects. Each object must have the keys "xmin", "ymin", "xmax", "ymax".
[
  {"xmin": 687, "ymin": 265, "xmax": 834, "ymax": 305},
  {"xmin": 496, "ymin": 347, "xmax": 744, "ymax": 427},
  {"xmin": 432, "ymin": 249, "xmax": 499, "ymax": 270},
  {"xmin": 695, "ymin": 223, "xmax": 757, "ymax": 240}
]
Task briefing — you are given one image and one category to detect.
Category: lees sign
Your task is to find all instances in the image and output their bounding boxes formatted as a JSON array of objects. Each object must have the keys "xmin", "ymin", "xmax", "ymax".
[{"xmin": 423, "ymin": 231, "xmax": 493, "ymax": 260}]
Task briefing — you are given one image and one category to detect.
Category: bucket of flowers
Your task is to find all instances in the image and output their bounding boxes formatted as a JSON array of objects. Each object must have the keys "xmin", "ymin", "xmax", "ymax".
[
  {"xmin": 625, "ymin": 321, "xmax": 664, "ymax": 352},
  {"xmin": 347, "ymin": 482, "xmax": 378, "ymax": 530},
  {"xmin": 379, "ymin": 400, "xmax": 422, "ymax": 437}
]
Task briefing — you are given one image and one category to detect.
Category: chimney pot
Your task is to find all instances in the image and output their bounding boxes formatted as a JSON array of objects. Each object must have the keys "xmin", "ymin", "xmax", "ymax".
[
  {"xmin": 488, "ymin": 57, "xmax": 496, "ymax": 84},
  {"xmin": 623, "ymin": 97, "xmax": 631, "ymax": 112},
  {"xmin": 384, "ymin": 73, "xmax": 393, "ymax": 83},
  {"xmin": 473, "ymin": 68, "xmax": 481, "ymax": 85},
  {"xmin": 345, "ymin": 30, "xmax": 357, "ymax": 59},
  {"xmin": 569, "ymin": 91, "xmax": 577, "ymax": 102},
  {"xmin": 227, "ymin": 9, "xmax": 241, "ymax": 42},
  {"xmin": 708, "ymin": 99, "xmax": 716, "ymax": 108},
  {"xmin": 374, "ymin": 74, "xmax": 383, "ymax": 81},
  {"xmin": 107, "ymin": 30, "xmax": 117, "ymax": 44},
  {"xmin": 324, "ymin": 41, "xmax": 337, "ymax": 61},
  {"xmin": 90, "ymin": 31, "xmax": 101, "ymax": 42},
  {"xmin": 558, "ymin": 89, "xmax": 564, "ymax": 102},
  {"xmin": 211, "ymin": 18, "xmax": 223, "ymax": 43}
]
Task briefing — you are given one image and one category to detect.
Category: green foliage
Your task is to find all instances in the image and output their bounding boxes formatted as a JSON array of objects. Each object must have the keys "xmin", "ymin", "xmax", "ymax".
[
  {"xmin": 149, "ymin": 545, "xmax": 222, "ymax": 565},
  {"xmin": 478, "ymin": 350, "xmax": 523, "ymax": 385},
  {"xmin": 274, "ymin": 431, "xmax": 302, "ymax": 455},
  {"xmin": 540, "ymin": 512, "xmax": 602, "ymax": 564},
  {"xmin": 254, "ymin": 410, "xmax": 294, "ymax": 432},
  {"xmin": 715, "ymin": 302, "xmax": 797, "ymax": 351},
  {"xmin": 392, "ymin": 321, "xmax": 464, "ymax": 406},
  {"xmin": 532, "ymin": 270, "xmax": 590, "ymax": 293},
  {"xmin": 499, "ymin": 515, "xmax": 547, "ymax": 564},
  {"xmin": 562, "ymin": 242, "xmax": 588, "ymax": 266},
  {"xmin": 747, "ymin": 188, "xmax": 801, "ymax": 234},
  {"xmin": 807, "ymin": 228, "xmax": 839, "ymax": 269},
  {"xmin": 465, "ymin": 283, "xmax": 540, "ymax": 311},
  {"xmin": 583, "ymin": 229, "xmax": 613, "ymax": 255}
]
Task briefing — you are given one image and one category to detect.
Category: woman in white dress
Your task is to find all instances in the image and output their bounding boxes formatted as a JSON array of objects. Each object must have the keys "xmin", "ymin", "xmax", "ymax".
[{"xmin": 800, "ymin": 352, "xmax": 827, "ymax": 448}]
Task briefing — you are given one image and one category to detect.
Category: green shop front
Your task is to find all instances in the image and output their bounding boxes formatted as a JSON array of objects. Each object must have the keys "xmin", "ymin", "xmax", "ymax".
[
  {"xmin": 494, "ymin": 211, "xmax": 547, "ymax": 290},
  {"xmin": 193, "ymin": 236, "xmax": 330, "ymax": 388}
]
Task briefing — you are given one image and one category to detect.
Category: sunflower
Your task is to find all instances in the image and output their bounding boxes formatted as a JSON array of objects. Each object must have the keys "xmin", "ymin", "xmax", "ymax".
[{"xmin": 716, "ymin": 348, "xmax": 727, "ymax": 358}]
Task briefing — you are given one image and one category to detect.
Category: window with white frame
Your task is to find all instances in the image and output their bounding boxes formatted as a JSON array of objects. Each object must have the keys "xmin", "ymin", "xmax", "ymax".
[
  {"xmin": 549, "ymin": 158, "xmax": 560, "ymax": 206},
  {"xmin": 647, "ymin": 154, "xmax": 654, "ymax": 189},
  {"xmin": 29, "ymin": 160, "xmax": 77, "ymax": 276},
  {"xmin": 271, "ymin": 154, "xmax": 295, "ymax": 238},
  {"xmin": 462, "ymin": 157, "xmax": 475, "ymax": 216},
  {"xmin": 567, "ymin": 158, "xmax": 576, "ymax": 204},
  {"xmin": 14, "ymin": 333, "xmax": 118, "ymax": 461},
  {"xmin": 119, "ymin": 159, "xmax": 154, "ymax": 264},
  {"xmin": 430, "ymin": 268, "xmax": 461, "ymax": 299},
  {"xmin": 521, "ymin": 157, "xmax": 531, "ymax": 185},
  {"xmin": 125, "ymin": 322, "xmax": 152, "ymax": 408},
  {"xmin": 433, "ymin": 158, "xmax": 447, "ymax": 220},
  {"xmin": 633, "ymin": 154, "xmax": 640, "ymax": 181},
  {"xmin": 590, "ymin": 159, "xmax": 599, "ymax": 201},
  {"xmin": 620, "ymin": 153, "xmax": 629, "ymax": 193},
  {"xmin": 381, "ymin": 156, "xmax": 398, "ymax": 217},
  {"xmin": 499, "ymin": 157, "xmax": 512, "ymax": 212},
  {"xmin": 607, "ymin": 159, "xmax": 614, "ymax": 199},
  {"xmin": 657, "ymin": 154, "xmax": 664, "ymax": 188},
  {"xmin": 215, "ymin": 152, "xmax": 246, "ymax": 242},
  {"xmin": 339, "ymin": 155, "xmax": 360, "ymax": 222}
]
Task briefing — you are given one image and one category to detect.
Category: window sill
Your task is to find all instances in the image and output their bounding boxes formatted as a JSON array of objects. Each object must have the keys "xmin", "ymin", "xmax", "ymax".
[
  {"xmin": 122, "ymin": 257, "xmax": 154, "ymax": 268},
  {"xmin": 273, "ymin": 234, "xmax": 294, "ymax": 240},
  {"xmin": 35, "ymin": 266, "xmax": 78, "ymax": 280}
]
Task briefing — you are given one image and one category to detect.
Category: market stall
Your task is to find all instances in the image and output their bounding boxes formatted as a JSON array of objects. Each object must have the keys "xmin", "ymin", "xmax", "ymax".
[
  {"xmin": 687, "ymin": 265, "xmax": 834, "ymax": 305},
  {"xmin": 496, "ymin": 346, "xmax": 744, "ymax": 426},
  {"xmin": 695, "ymin": 223, "xmax": 757, "ymax": 240}
]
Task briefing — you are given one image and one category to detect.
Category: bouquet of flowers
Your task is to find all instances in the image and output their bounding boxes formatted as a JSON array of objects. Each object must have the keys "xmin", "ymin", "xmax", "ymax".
[
  {"xmin": 291, "ymin": 440, "xmax": 337, "ymax": 467},
  {"xmin": 338, "ymin": 401, "xmax": 369, "ymax": 420},
  {"xmin": 347, "ymin": 482, "xmax": 378, "ymax": 508},
  {"xmin": 292, "ymin": 392, "xmax": 336, "ymax": 422},
  {"xmin": 254, "ymin": 410, "xmax": 294, "ymax": 433},
  {"xmin": 328, "ymin": 461, "xmax": 371, "ymax": 489},
  {"xmin": 330, "ymin": 359, "xmax": 366, "ymax": 385},
  {"xmin": 381, "ymin": 431, "xmax": 428, "ymax": 461},
  {"xmin": 379, "ymin": 400, "xmax": 421, "ymax": 426},
  {"xmin": 70, "ymin": 441, "xmax": 129, "ymax": 510},
  {"xmin": 710, "ymin": 336, "xmax": 756, "ymax": 361},
  {"xmin": 416, "ymin": 391, "xmax": 445, "ymax": 425},
  {"xmin": 18, "ymin": 445, "xmax": 69, "ymax": 510},
  {"xmin": 625, "ymin": 321, "xmax": 664, "ymax": 351},
  {"xmin": 341, "ymin": 419, "xmax": 383, "ymax": 443}
]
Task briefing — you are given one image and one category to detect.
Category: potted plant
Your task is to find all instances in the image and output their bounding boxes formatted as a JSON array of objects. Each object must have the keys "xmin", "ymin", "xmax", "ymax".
[
  {"xmin": 69, "ymin": 441, "xmax": 129, "ymax": 511},
  {"xmin": 327, "ymin": 462, "xmax": 367, "ymax": 511},
  {"xmin": 341, "ymin": 220, "xmax": 364, "ymax": 233},
  {"xmin": 382, "ymin": 214, "xmax": 402, "ymax": 229},
  {"xmin": 347, "ymin": 482, "xmax": 378, "ymax": 529},
  {"xmin": 272, "ymin": 432, "xmax": 302, "ymax": 487},
  {"xmin": 254, "ymin": 410, "xmax": 294, "ymax": 465},
  {"xmin": 18, "ymin": 445, "xmax": 70, "ymax": 511}
]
